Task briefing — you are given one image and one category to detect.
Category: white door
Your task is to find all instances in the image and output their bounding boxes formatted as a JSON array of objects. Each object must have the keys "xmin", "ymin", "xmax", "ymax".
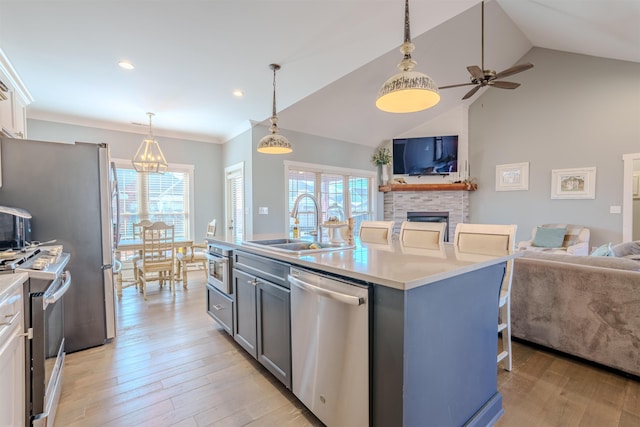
[{"xmin": 225, "ymin": 164, "xmax": 244, "ymax": 240}]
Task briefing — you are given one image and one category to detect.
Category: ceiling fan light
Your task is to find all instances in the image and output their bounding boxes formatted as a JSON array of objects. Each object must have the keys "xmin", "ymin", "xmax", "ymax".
[{"xmin": 376, "ymin": 71, "xmax": 440, "ymax": 113}]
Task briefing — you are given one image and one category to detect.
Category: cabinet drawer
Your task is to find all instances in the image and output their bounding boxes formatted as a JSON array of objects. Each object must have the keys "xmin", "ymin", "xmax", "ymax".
[
  {"xmin": 206, "ymin": 285, "xmax": 233, "ymax": 335},
  {"xmin": 0, "ymin": 284, "xmax": 23, "ymax": 342},
  {"xmin": 234, "ymin": 251, "xmax": 289, "ymax": 288}
]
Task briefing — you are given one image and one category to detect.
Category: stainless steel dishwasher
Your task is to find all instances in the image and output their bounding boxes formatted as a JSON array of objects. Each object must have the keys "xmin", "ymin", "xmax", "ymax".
[{"xmin": 288, "ymin": 267, "xmax": 370, "ymax": 427}]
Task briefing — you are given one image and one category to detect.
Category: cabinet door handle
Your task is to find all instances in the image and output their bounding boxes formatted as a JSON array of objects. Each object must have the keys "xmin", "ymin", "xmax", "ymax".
[
  {"xmin": 212, "ymin": 304, "xmax": 224, "ymax": 311},
  {"xmin": 248, "ymin": 279, "xmax": 259, "ymax": 286},
  {"xmin": 0, "ymin": 312, "xmax": 19, "ymax": 326}
]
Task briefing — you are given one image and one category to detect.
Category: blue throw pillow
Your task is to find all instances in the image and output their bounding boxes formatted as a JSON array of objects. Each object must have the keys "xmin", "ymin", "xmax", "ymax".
[
  {"xmin": 532, "ymin": 227, "xmax": 566, "ymax": 248},
  {"xmin": 590, "ymin": 243, "xmax": 614, "ymax": 257}
]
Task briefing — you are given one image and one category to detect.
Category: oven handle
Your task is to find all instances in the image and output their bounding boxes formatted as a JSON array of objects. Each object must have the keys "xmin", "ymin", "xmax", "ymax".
[
  {"xmin": 205, "ymin": 252, "xmax": 228, "ymax": 266},
  {"xmin": 43, "ymin": 271, "xmax": 72, "ymax": 309}
]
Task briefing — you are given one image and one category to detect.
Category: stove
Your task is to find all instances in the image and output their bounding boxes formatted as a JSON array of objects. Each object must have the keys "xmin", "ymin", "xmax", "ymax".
[
  {"xmin": 0, "ymin": 246, "xmax": 69, "ymax": 280},
  {"xmin": 0, "ymin": 247, "xmax": 41, "ymax": 272}
]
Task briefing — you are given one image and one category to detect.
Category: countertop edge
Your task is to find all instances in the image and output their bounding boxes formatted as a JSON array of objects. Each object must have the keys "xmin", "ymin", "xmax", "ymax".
[
  {"xmin": 0, "ymin": 272, "xmax": 28, "ymax": 299},
  {"xmin": 206, "ymin": 237, "xmax": 521, "ymax": 291}
]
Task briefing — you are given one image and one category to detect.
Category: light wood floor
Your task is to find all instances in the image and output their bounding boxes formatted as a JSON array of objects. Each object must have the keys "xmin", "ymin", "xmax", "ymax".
[{"xmin": 56, "ymin": 275, "xmax": 640, "ymax": 427}]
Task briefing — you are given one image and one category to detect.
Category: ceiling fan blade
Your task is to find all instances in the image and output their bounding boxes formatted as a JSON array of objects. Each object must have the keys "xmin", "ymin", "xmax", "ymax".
[
  {"xmin": 462, "ymin": 85, "xmax": 482, "ymax": 100},
  {"xmin": 494, "ymin": 63, "xmax": 534, "ymax": 80},
  {"xmin": 467, "ymin": 65, "xmax": 484, "ymax": 80},
  {"xmin": 491, "ymin": 81, "xmax": 520, "ymax": 89},
  {"xmin": 438, "ymin": 83, "xmax": 476, "ymax": 90}
]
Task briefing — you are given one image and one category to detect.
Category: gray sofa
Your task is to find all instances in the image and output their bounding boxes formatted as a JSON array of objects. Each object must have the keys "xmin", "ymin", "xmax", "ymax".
[{"xmin": 511, "ymin": 251, "xmax": 640, "ymax": 377}]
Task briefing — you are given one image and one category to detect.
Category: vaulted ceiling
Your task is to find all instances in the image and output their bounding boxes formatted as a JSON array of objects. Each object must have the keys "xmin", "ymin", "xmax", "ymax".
[{"xmin": 0, "ymin": 0, "xmax": 638, "ymax": 147}]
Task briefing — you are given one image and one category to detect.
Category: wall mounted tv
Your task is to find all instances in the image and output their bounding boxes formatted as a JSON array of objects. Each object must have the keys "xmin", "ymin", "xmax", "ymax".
[{"xmin": 392, "ymin": 135, "xmax": 458, "ymax": 176}]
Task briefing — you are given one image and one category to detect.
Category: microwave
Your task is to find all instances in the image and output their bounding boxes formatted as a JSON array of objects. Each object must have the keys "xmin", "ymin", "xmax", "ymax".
[{"xmin": 0, "ymin": 205, "xmax": 32, "ymax": 249}]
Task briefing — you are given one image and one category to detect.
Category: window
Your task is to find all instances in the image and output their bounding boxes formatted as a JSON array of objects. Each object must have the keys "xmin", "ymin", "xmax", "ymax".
[
  {"xmin": 114, "ymin": 159, "xmax": 194, "ymax": 241},
  {"xmin": 285, "ymin": 161, "xmax": 375, "ymax": 238},
  {"xmin": 226, "ymin": 163, "xmax": 244, "ymax": 240}
]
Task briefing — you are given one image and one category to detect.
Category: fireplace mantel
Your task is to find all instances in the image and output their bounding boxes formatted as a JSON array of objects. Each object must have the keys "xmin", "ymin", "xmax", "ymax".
[{"xmin": 378, "ymin": 183, "xmax": 477, "ymax": 192}]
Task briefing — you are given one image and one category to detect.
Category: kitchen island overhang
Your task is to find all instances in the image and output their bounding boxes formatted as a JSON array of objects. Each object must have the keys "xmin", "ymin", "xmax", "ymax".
[{"xmin": 207, "ymin": 235, "xmax": 520, "ymax": 427}]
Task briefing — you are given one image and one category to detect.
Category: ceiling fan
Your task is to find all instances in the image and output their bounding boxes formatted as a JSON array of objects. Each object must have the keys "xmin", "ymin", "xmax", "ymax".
[{"xmin": 439, "ymin": 1, "xmax": 533, "ymax": 100}]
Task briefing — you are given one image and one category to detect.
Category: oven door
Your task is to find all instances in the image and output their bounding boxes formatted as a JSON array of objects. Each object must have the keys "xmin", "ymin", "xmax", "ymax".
[
  {"xmin": 31, "ymin": 271, "xmax": 71, "ymax": 427},
  {"xmin": 205, "ymin": 252, "xmax": 231, "ymax": 294}
]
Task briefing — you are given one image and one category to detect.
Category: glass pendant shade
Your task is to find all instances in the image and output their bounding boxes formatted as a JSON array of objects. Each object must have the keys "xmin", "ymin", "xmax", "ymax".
[
  {"xmin": 132, "ymin": 112, "xmax": 168, "ymax": 173},
  {"xmin": 257, "ymin": 64, "xmax": 292, "ymax": 154},
  {"xmin": 376, "ymin": 0, "xmax": 440, "ymax": 113}
]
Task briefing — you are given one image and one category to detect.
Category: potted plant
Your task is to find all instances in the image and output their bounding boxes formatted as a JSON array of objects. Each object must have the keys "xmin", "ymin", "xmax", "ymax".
[{"xmin": 372, "ymin": 147, "xmax": 392, "ymax": 185}]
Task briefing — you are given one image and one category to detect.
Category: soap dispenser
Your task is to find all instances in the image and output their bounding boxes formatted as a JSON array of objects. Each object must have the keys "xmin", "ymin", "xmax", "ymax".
[{"xmin": 292, "ymin": 219, "xmax": 300, "ymax": 238}]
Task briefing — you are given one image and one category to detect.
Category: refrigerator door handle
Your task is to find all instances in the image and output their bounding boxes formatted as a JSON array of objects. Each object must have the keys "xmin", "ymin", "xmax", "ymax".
[{"xmin": 111, "ymin": 161, "xmax": 121, "ymax": 249}]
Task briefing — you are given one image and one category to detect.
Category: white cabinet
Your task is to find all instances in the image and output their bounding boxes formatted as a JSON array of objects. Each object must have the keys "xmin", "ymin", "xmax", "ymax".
[
  {"xmin": 0, "ymin": 48, "xmax": 32, "ymax": 139},
  {"xmin": 0, "ymin": 276, "xmax": 27, "ymax": 427}
]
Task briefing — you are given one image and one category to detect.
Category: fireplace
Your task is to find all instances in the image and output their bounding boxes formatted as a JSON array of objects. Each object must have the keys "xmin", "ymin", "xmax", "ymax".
[
  {"xmin": 383, "ymin": 190, "xmax": 469, "ymax": 242},
  {"xmin": 407, "ymin": 211, "xmax": 450, "ymax": 242}
]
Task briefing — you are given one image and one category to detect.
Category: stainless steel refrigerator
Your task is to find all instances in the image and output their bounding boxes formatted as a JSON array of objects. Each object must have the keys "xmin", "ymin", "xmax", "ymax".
[{"xmin": 0, "ymin": 137, "xmax": 117, "ymax": 352}]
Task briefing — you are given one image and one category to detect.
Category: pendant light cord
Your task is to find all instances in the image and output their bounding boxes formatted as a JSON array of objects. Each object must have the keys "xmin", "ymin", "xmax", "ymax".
[{"xmin": 403, "ymin": 0, "xmax": 411, "ymax": 61}]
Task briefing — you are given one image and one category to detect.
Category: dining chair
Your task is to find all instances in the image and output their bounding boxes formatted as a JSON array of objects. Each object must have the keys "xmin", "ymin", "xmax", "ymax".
[
  {"xmin": 135, "ymin": 222, "xmax": 176, "ymax": 299},
  {"xmin": 453, "ymin": 223, "xmax": 517, "ymax": 371},
  {"xmin": 358, "ymin": 220, "xmax": 394, "ymax": 244},
  {"xmin": 399, "ymin": 221, "xmax": 446, "ymax": 249},
  {"xmin": 178, "ymin": 219, "xmax": 217, "ymax": 286},
  {"xmin": 130, "ymin": 219, "xmax": 153, "ymax": 288}
]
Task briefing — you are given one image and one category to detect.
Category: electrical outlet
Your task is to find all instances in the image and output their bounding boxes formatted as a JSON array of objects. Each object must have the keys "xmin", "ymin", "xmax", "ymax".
[
  {"xmin": 610, "ymin": 205, "xmax": 621, "ymax": 214},
  {"xmin": 259, "ymin": 207, "xmax": 269, "ymax": 215}
]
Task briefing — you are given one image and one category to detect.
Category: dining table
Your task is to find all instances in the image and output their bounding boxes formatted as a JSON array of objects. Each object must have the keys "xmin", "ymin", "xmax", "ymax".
[{"xmin": 114, "ymin": 238, "xmax": 194, "ymax": 298}]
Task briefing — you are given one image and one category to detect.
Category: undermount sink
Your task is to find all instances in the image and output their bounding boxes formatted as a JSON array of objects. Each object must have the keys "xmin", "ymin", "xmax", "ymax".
[{"xmin": 243, "ymin": 238, "xmax": 355, "ymax": 255}]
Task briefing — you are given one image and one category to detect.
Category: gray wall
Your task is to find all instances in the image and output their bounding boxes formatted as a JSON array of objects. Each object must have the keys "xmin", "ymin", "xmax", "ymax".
[
  {"xmin": 468, "ymin": 48, "xmax": 640, "ymax": 247},
  {"xmin": 249, "ymin": 125, "xmax": 376, "ymax": 234},
  {"xmin": 27, "ymin": 118, "xmax": 223, "ymax": 240}
]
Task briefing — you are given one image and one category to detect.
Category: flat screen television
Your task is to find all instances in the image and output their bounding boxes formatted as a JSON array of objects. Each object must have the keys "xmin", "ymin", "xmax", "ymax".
[{"xmin": 392, "ymin": 135, "xmax": 458, "ymax": 176}]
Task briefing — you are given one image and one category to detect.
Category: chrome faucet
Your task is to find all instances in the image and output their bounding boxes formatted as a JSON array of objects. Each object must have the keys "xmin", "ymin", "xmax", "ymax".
[{"xmin": 291, "ymin": 193, "xmax": 321, "ymax": 240}]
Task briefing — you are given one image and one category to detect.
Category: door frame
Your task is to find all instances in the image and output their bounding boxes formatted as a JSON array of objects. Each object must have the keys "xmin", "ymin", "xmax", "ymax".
[
  {"xmin": 225, "ymin": 162, "xmax": 245, "ymax": 240},
  {"xmin": 622, "ymin": 152, "xmax": 640, "ymax": 241}
]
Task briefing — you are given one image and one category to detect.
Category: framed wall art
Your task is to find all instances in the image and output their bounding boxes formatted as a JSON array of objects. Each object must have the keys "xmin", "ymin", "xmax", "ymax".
[
  {"xmin": 633, "ymin": 171, "xmax": 640, "ymax": 199},
  {"xmin": 550, "ymin": 167, "xmax": 596, "ymax": 199},
  {"xmin": 495, "ymin": 162, "xmax": 529, "ymax": 191}
]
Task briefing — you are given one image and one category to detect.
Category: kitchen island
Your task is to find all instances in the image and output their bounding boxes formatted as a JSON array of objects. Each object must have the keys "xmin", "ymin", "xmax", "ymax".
[{"xmin": 206, "ymin": 235, "xmax": 519, "ymax": 427}]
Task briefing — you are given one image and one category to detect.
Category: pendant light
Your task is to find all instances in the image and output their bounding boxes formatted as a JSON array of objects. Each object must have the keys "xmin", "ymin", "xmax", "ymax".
[
  {"xmin": 132, "ymin": 112, "xmax": 168, "ymax": 173},
  {"xmin": 376, "ymin": 0, "xmax": 440, "ymax": 113},
  {"xmin": 257, "ymin": 64, "xmax": 292, "ymax": 154}
]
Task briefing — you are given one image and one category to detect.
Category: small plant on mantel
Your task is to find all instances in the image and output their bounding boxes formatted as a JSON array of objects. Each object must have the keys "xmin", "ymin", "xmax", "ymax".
[
  {"xmin": 371, "ymin": 147, "xmax": 392, "ymax": 166},
  {"xmin": 462, "ymin": 177, "xmax": 478, "ymax": 190}
]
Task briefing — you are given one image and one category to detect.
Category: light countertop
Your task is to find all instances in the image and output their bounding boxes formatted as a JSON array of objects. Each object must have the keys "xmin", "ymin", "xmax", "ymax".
[
  {"xmin": 207, "ymin": 234, "xmax": 520, "ymax": 291},
  {"xmin": 0, "ymin": 273, "xmax": 28, "ymax": 300}
]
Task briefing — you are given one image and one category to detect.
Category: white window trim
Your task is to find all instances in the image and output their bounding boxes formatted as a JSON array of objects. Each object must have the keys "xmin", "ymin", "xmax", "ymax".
[
  {"xmin": 283, "ymin": 160, "xmax": 376, "ymax": 232},
  {"xmin": 112, "ymin": 158, "xmax": 195, "ymax": 240}
]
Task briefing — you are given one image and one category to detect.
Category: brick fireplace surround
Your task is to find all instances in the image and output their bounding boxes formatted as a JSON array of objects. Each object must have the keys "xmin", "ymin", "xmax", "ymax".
[{"xmin": 383, "ymin": 190, "xmax": 470, "ymax": 242}]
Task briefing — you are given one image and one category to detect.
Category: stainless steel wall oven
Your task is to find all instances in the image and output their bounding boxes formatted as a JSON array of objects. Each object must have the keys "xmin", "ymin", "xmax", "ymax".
[
  {"xmin": 205, "ymin": 243, "xmax": 234, "ymax": 335},
  {"xmin": 205, "ymin": 243, "xmax": 233, "ymax": 294}
]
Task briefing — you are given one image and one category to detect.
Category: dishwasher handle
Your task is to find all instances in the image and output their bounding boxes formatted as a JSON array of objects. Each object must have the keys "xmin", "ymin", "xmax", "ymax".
[{"xmin": 288, "ymin": 275, "xmax": 364, "ymax": 306}]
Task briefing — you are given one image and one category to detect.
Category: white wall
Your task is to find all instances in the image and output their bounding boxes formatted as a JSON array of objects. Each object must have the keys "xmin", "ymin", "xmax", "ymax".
[
  {"xmin": 26, "ymin": 118, "xmax": 223, "ymax": 240},
  {"xmin": 249, "ymin": 125, "xmax": 376, "ymax": 234},
  {"xmin": 393, "ymin": 105, "xmax": 470, "ymax": 184},
  {"xmin": 468, "ymin": 47, "xmax": 640, "ymax": 246}
]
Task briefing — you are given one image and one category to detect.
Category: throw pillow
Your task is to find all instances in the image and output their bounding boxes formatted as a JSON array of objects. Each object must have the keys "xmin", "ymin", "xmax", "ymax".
[
  {"xmin": 532, "ymin": 227, "xmax": 566, "ymax": 248},
  {"xmin": 590, "ymin": 243, "xmax": 614, "ymax": 257},
  {"xmin": 611, "ymin": 241, "xmax": 640, "ymax": 257}
]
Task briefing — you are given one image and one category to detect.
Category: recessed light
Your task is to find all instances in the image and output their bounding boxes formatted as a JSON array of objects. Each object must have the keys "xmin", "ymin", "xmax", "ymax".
[
  {"xmin": 118, "ymin": 60, "xmax": 134, "ymax": 70},
  {"xmin": 232, "ymin": 89, "xmax": 245, "ymax": 98}
]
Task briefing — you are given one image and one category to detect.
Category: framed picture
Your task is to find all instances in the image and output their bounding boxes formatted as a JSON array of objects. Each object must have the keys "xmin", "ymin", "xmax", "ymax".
[
  {"xmin": 495, "ymin": 162, "xmax": 529, "ymax": 191},
  {"xmin": 633, "ymin": 172, "xmax": 640, "ymax": 199},
  {"xmin": 551, "ymin": 167, "xmax": 596, "ymax": 199}
]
